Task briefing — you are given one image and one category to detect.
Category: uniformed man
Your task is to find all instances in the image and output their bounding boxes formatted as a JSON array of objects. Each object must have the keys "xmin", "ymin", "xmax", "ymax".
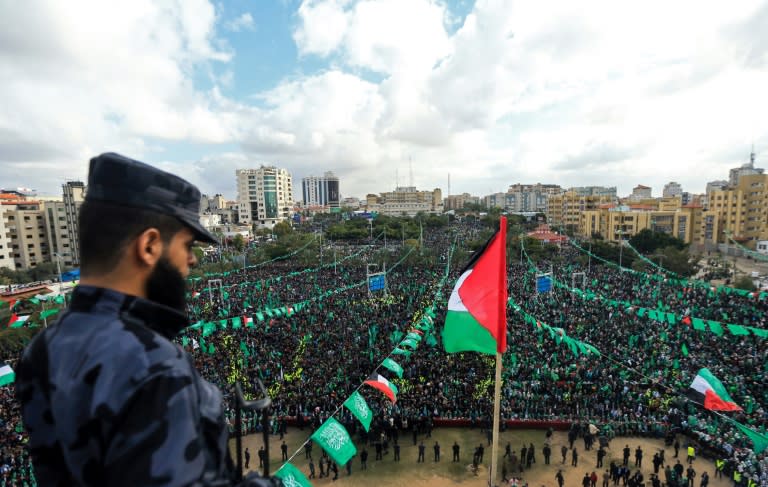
[{"xmin": 16, "ymin": 153, "xmax": 279, "ymax": 487}]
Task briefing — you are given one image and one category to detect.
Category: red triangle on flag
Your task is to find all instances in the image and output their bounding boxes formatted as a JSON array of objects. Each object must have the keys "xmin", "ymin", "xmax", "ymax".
[{"xmin": 6, "ymin": 313, "xmax": 18, "ymax": 328}]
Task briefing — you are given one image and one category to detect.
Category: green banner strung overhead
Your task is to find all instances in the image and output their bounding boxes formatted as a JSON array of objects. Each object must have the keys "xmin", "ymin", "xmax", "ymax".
[
  {"xmin": 343, "ymin": 391, "xmax": 373, "ymax": 432},
  {"xmin": 312, "ymin": 418, "xmax": 357, "ymax": 466}
]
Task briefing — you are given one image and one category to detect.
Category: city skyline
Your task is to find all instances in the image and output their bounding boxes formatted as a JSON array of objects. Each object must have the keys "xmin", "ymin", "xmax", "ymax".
[{"xmin": 2, "ymin": 0, "xmax": 767, "ymax": 199}]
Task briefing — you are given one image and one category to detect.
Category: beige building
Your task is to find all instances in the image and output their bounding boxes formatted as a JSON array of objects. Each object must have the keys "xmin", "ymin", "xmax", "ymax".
[
  {"xmin": 0, "ymin": 197, "xmax": 50, "ymax": 270},
  {"xmin": 236, "ymin": 166, "xmax": 293, "ymax": 228},
  {"xmin": 444, "ymin": 193, "xmax": 480, "ymax": 211},
  {"xmin": 629, "ymin": 185, "xmax": 652, "ymax": 201},
  {"xmin": 703, "ymin": 173, "xmax": 768, "ymax": 248},
  {"xmin": 366, "ymin": 186, "xmax": 443, "ymax": 216},
  {"xmin": 580, "ymin": 202, "xmax": 703, "ymax": 245},
  {"xmin": 43, "ymin": 201, "xmax": 75, "ymax": 267},
  {"xmin": 546, "ymin": 191, "xmax": 615, "ymax": 232}
]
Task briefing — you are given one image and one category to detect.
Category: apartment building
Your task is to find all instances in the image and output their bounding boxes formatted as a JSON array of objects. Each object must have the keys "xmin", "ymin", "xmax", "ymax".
[
  {"xmin": 580, "ymin": 202, "xmax": 703, "ymax": 245},
  {"xmin": 302, "ymin": 172, "xmax": 340, "ymax": 208},
  {"xmin": 236, "ymin": 166, "xmax": 293, "ymax": 228},
  {"xmin": 484, "ymin": 184, "xmax": 561, "ymax": 212},
  {"xmin": 703, "ymin": 173, "xmax": 768, "ymax": 248},
  {"xmin": 366, "ymin": 186, "xmax": 443, "ymax": 216},
  {"xmin": 546, "ymin": 191, "xmax": 615, "ymax": 232},
  {"xmin": 0, "ymin": 196, "xmax": 50, "ymax": 270},
  {"xmin": 444, "ymin": 193, "xmax": 480, "ymax": 211}
]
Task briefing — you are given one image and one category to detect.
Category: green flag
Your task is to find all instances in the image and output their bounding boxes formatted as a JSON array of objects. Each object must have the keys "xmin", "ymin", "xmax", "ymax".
[
  {"xmin": 343, "ymin": 391, "xmax": 373, "ymax": 432},
  {"xmin": 728, "ymin": 324, "xmax": 750, "ymax": 336},
  {"xmin": 405, "ymin": 332, "xmax": 422, "ymax": 342},
  {"xmin": 708, "ymin": 321, "xmax": 724, "ymax": 337},
  {"xmin": 311, "ymin": 417, "xmax": 357, "ymax": 465},
  {"xmin": 382, "ymin": 358, "xmax": 403, "ymax": 378},
  {"xmin": 730, "ymin": 420, "xmax": 768, "ymax": 454},
  {"xmin": 681, "ymin": 343, "xmax": 689, "ymax": 357},
  {"xmin": 231, "ymin": 317, "xmax": 242, "ymax": 329},
  {"xmin": 274, "ymin": 463, "xmax": 312, "ymax": 487},
  {"xmin": 400, "ymin": 338, "xmax": 418, "ymax": 350},
  {"xmin": 392, "ymin": 348, "xmax": 411, "ymax": 357},
  {"xmin": 40, "ymin": 309, "xmax": 60, "ymax": 320},
  {"xmin": 749, "ymin": 327, "xmax": 768, "ymax": 338},
  {"xmin": 203, "ymin": 322, "xmax": 216, "ymax": 337}
]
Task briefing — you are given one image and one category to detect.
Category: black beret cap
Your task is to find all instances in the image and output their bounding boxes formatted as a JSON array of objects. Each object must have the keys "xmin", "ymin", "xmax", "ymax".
[{"xmin": 85, "ymin": 152, "xmax": 218, "ymax": 244}]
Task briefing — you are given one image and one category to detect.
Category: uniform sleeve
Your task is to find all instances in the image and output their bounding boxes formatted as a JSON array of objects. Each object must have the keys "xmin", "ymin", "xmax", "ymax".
[{"xmin": 103, "ymin": 370, "xmax": 209, "ymax": 487}]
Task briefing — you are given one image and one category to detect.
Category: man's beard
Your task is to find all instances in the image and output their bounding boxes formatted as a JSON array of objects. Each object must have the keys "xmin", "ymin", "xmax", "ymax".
[{"xmin": 146, "ymin": 254, "xmax": 187, "ymax": 312}]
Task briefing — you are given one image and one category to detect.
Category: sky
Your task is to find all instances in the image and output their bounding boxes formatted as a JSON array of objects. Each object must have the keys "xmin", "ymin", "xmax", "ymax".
[{"xmin": 1, "ymin": 0, "xmax": 768, "ymax": 201}]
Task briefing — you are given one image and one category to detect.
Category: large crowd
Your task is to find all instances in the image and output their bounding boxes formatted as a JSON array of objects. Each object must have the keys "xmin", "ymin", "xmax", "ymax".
[{"xmin": 0, "ymin": 223, "xmax": 766, "ymax": 487}]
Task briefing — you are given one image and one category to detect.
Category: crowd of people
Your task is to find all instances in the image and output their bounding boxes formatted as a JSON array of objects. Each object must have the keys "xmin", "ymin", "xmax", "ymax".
[{"xmin": 0, "ymin": 223, "xmax": 765, "ymax": 487}]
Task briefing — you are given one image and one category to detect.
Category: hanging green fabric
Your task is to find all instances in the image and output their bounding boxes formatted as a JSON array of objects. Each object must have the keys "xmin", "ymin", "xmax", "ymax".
[
  {"xmin": 691, "ymin": 318, "xmax": 707, "ymax": 331},
  {"xmin": 728, "ymin": 324, "xmax": 750, "ymax": 336},
  {"xmin": 202, "ymin": 322, "xmax": 216, "ymax": 337},
  {"xmin": 40, "ymin": 309, "xmax": 60, "ymax": 320},
  {"xmin": 749, "ymin": 327, "xmax": 768, "ymax": 338},
  {"xmin": 708, "ymin": 321, "xmax": 724, "ymax": 337}
]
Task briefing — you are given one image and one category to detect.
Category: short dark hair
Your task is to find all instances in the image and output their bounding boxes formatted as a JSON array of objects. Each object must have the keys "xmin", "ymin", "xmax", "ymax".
[{"xmin": 79, "ymin": 200, "xmax": 186, "ymax": 276}]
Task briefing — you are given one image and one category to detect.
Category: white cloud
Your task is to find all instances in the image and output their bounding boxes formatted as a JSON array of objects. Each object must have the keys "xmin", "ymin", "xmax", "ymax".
[
  {"xmin": 3, "ymin": 0, "xmax": 768, "ymax": 201},
  {"xmin": 294, "ymin": 0, "xmax": 350, "ymax": 57},
  {"xmin": 0, "ymin": 0, "xmax": 236, "ymax": 190},
  {"xmin": 226, "ymin": 12, "xmax": 256, "ymax": 32}
]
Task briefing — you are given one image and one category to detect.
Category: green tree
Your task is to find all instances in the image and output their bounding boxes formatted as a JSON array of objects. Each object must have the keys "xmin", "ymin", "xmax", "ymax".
[
  {"xmin": 273, "ymin": 221, "xmax": 293, "ymax": 237},
  {"xmin": 629, "ymin": 229, "xmax": 686, "ymax": 253},
  {"xmin": 649, "ymin": 246, "xmax": 699, "ymax": 277},
  {"xmin": 232, "ymin": 234, "xmax": 245, "ymax": 252},
  {"xmin": 733, "ymin": 275, "xmax": 757, "ymax": 291}
]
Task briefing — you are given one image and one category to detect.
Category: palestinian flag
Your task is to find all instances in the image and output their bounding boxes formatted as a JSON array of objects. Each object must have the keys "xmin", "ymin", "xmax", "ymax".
[
  {"xmin": 364, "ymin": 373, "xmax": 397, "ymax": 403},
  {"xmin": 0, "ymin": 364, "xmax": 15, "ymax": 387},
  {"xmin": 243, "ymin": 315, "xmax": 254, "ymax": 327},
  {"xmin": 687, "ymin": 368, "xmax": 742, "ymax": 411},
  {"xmin": 443, "ymin": 216, "xmax": 507, "ymax": 355}
]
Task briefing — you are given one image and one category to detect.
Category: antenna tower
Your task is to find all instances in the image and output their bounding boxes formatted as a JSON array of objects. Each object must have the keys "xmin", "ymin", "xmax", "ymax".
[{"xmin": 409, "ymin": 156, "xmax": 414, "ymax": 188}]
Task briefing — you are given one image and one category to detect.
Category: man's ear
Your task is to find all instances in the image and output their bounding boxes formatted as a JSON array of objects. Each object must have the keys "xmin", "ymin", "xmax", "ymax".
[{"xmin": 133, "ymin": 228, "xmax": 164, "ymax": 268}]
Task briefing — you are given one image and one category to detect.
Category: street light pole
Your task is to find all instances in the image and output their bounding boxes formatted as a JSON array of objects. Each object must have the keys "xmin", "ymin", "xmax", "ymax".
[{"xmin": 53, "ymin": 252, "xmax": 66, "ymax": 305}]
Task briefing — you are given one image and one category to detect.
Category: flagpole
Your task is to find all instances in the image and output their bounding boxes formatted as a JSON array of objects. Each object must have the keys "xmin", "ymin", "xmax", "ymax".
[
  {"xmin": 490, "ymin": 215, "xmax": 508, "ymax": 487},
  {"xmin": 490, "ymin": 351, "xmax": 503, "ymax": 487}
]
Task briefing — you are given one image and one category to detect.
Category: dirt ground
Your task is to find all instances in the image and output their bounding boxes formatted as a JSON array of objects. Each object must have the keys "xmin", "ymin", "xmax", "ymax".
[{"xmin": 232, "ymin": 427, "xmax": 730, "ymax": 487}]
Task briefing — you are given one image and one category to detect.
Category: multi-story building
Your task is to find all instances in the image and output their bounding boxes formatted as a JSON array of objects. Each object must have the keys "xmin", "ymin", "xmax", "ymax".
[
  {"xmin": 483, "ymin": 192, "xmax": 506, "ymax": 210},
  {"xmin": 236, "ymin": 166, "xmax": 293, "ymax": 228},
  {"xmin": 546, "ymin": 191, "xmax": 616, "ymax": 232},
  {"xmin": 662, "ymin": 182, "xmax": 683, "ymax": 198},
  {"xmin": 484, "ymin": 184, "xmax": 561, "ymax": 212},
  {"xmin": 505, "ymin": 184, "xmax": 562, "ymax": 213},
  {"xmin": 444, "ymin": 193, "xmax": 480, "ymax": 210},
  {"xmin": 366, "ymin": 187, "xmax": 443, "ymax": 216},
  {"xmin": 61, "ymin": 181, "xmax": 85, "ymax": 265},
  {"xmin": 568, "ymin": 186, "xmax": 617, "ymax": 198},
  {"xmin": 0, "ymin": 195, "xmax": 50, "ymax": 270},
  {"xmin": 341, "ymin": 197, "xmax": 360, "ymax": 209},
  {"xmin": 302, "ymin": 172, "xmax": 340, "ymax": 208},
  {"xmin": 580, "ymin": 202, "xmax": 703, "ymax": 245},
  {"xmin": 629, "ymin": 185, "xmax": 652, "ymax": 201},
  {"xmin": 43, "ymin": 201, "xmax": 74, "ymax": 267},
  {"xmin": 703, "ymin": 173, "xmax": 768, "ymax": 248},
  {"xmin": 728, "ymin": 149, "xmax": 763, "ymax": 186}
]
